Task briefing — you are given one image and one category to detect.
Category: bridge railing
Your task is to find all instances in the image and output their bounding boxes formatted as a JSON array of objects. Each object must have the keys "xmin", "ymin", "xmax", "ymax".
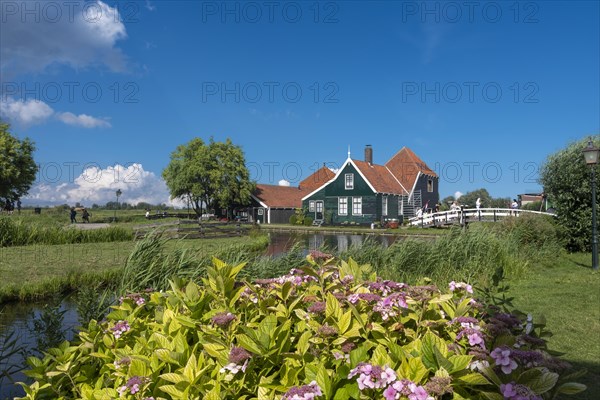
[{"xmin": 408, "ymin": 208, "xmax": 556, "ymax": 228}]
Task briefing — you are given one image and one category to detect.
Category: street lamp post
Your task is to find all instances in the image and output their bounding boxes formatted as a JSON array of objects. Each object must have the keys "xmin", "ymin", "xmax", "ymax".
[
  {"xmin": 582, "ymin": 139, "xmax": 599, "ymax": 271},
  {"xmin": 114, "ymin": 189, "xmax": 122, "ymax": 222}
]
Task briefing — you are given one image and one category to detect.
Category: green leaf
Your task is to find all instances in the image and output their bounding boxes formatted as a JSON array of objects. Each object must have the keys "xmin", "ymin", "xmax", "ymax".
[
  {"xmin": 556, "ymin": 382, "xmax": 587, "ymax": 395},
  {"xmin": 128, "ymin": 359, "xmax": 148, "ymax": 377},
  {"xmin": 337, "ymin": 310, "xmax": 352, "ymax": 334},
  {"xmin": 236, "ymin": 333, "xmax": 263, "ymax": 354},
  {"xmin": 518, "ymin": 368, "xmax": 559, "ymax": 394},
  {"xmin": 326, "ymin": 292, "xmax": 342, "ymax": 320},
  {"xmin": 400, "ymin": 357, "xmax": 429, "ymax": 383},
  {"xmin": 448, "ymin": 355, "xmax": 473, "ymax": 373},
  {"xmin": 315, "ymin": 364, "xmax": 332, "ymax": 399},
  {"xmin": 159, "ymin": 384, "xmax": 185, "ymax": 397},
  {"xmin": 457, "ymin": 372, "xmax": 490, "ymax": 386},
  {"xmin": 160, "ymin": 372, "xmax": 187, "ymax": 384}
]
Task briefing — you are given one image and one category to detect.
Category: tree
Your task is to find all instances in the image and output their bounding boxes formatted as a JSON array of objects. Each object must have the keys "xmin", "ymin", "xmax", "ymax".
[
  {"xmin": 0, "ymin": 121, "xmax": 38, "ymax": 205},
  {"xmin": 540, "ymin": 136, "xmax": 599, "ymax": 252},
  {"xmin": 162, "ymin": 138, "xmax": 254, "ymax": 217}
]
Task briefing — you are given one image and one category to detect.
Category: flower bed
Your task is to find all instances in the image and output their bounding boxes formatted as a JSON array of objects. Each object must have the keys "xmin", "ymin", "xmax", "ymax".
[{"xmin": 18, "ymin": 254, "xmax": 586, "ymax": 399}]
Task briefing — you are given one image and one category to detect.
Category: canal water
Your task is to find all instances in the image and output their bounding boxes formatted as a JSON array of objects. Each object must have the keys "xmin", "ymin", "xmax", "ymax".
[{"xmin": 0, "ymin": 231, "xmax": 400, "ymax": 398}]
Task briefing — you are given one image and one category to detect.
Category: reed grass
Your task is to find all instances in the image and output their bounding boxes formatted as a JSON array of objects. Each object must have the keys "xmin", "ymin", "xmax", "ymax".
[{"xmin": 0, "ymin": 217, "xmax": 132, "ymax": 247}]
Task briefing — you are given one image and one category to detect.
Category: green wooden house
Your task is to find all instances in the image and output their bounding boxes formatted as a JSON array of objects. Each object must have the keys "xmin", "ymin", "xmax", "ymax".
[{"xmin": 301, "ymin": 145, "xmax": 439, "ymax": 225}]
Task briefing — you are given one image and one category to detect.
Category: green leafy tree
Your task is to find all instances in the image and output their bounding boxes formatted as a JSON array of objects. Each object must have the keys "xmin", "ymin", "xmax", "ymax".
[
  {"xmin": 162, "ymin": 137, "xmax": 254, "ymax": 217},
  {"xmin": 540, "ymin": 136, "xmax": 599, "ymax": 251},
  {"xmin": 0, "ymin": 121, "xmax": 38, "ymax": 205}
]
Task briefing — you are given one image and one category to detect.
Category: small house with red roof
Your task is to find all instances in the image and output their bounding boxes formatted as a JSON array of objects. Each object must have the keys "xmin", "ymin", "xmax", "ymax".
[
  {"xmin": 301, "ymin": 145, "xmax": 439, "ymax": 225},
  {"xmin": 247, "ymin": 165, "xmax": 335, "ymax": 224}
]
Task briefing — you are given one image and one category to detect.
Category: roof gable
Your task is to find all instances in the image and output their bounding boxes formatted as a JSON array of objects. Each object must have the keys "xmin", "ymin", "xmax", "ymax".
[
  {"xmin": 351, "ymin": 159, "xmax": 407, "ymax": 195},
  {"xmin": 385, "ymin": 147, "xmax": 437, "ymax": 191},
  {"xmin": 299, "ymin": 166, "xmax": 335, "ymax": 192},
  {"xmin": 253, "ymin": 184, "xmax": 304, "ymax": 208}
]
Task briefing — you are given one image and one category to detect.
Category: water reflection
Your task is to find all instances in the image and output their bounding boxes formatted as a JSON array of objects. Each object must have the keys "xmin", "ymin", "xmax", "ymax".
[
  {"xmin": 265, "ymin": 231, "xmax": 399, "ymax": 256},
  {"xmin": 1, "ymin": 299, "xmax": 79, "ymax": 399}
]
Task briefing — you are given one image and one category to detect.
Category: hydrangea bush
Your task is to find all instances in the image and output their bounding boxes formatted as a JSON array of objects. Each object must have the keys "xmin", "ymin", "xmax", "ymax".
[{"xmin": 19, "ymin": 254, "xmax": 586, "ymax": 399}]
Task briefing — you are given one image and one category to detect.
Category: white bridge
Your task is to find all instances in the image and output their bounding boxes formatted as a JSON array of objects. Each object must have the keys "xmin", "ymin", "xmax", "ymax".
[{"xmin": 408, "ymin": 208, "xmax": 556, "ymax": 228}]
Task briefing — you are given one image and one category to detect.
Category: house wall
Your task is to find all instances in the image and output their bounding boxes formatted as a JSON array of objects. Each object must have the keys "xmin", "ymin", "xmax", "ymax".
[
  {"xmin": 303, "ymin": 163, "xmax": 378, "ymax": 225},
  {"xmin": 414, "ymin": 174, "xmax": 439, "ymax": 210},
  {"xmin": 270, "ymin": 209, "xmax": 295, "ymax": 224}
]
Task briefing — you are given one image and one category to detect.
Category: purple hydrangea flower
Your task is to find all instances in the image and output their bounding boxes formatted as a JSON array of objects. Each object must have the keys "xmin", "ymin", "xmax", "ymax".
[
  {"xmin": 111, "ymin": 320, "xmax": 130, "ymax": 339},
  {"xmin": 348, "ymin": 363, "xmax": 396, "ymax": 390},
  {"xmin": 118, "ymin": 376, "xmax": 149, "ymax": 396},
  {"xmin": 449, "ymin": 281, "xmax": 473, "ymax": 293},
  {"xmin": 211, "ymin": 312, "xmax": 236, "ymax": 328},
  {"xmin": 282, "ymin": 380, "xmax": 323, "ymax": 400},
  {"xmin": 308, "ymin": 302, "xmax": 326, "ymax": 314},
  {"xmin": 491, "ymin": 347, "xmax": 518, "ymax": 374}
]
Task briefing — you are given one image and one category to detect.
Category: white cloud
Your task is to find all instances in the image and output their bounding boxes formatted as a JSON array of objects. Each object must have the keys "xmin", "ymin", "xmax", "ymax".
[
  {"xmin": 57, "ymin": 112, "xmax": 111, "ymax": 128},
  {"xmin": 145, "ymin": 1, "xmax": 156, "ymax": 11},
  {"xmin": 0, "ymin": 97, "xmax": 53, "ymax": 125},
  {"xmin": 1, "ymin": 1, "xmax": 128, "ymax": 76},
  {"xmin": 0, "ymin": 96, "xmax": 111, "ymax": 128},
  {"xmin": 24, "ymin": 164, "xmax": 180, "ymax": 207},
  {"xmin": 278, "ymin": 179, "xmax": 291, "ymax": 187},
  {"xmin": 454, "ymin": 191, "xmax": 463, "ymax": 199}
]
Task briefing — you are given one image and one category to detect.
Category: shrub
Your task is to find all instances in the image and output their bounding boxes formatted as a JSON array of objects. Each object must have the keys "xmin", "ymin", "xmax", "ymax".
[
  {"xmin": 289, "ymin": 215, "xmax": 297, "ymax": 225},
  {"xmin": 18, "ymin": 256, "xmax": 585, "ymax": 399},
  {"xmin": 304, "ymin": 216, "xmax": 314, "ymax": 226}
]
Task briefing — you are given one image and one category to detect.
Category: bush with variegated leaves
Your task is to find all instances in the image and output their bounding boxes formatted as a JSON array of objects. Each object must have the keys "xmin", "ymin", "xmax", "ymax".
[{"xmin": 18, "ymin": 254, "xmax": 586, "ymax": 399}]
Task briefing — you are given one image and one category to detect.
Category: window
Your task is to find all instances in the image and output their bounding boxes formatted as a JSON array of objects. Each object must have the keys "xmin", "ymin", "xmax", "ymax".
[
  {"xmin": 345, "ymin": 173, "xmax": 354, "ymax": 190},
  {"xmin": 309, "ymin": 200, "xmax": 315, "ymax": 212},
  {"xmin": 352, "ymin": 197, "xmax": 362, "ymax": 215},
  {"xmin": 338, "ymin": 197, "xmax": 348, "ymax": 215},
  {"xmin": 316, "ymin": 201, "xmax": 323, "ymax": 213},
  {"xmin": 382, "ymin": 196, "xmax": 388, "ymax": 216},
  {"xmin": 258, "ymin": 208, "xmax": 264, "ymax": 215},
  {"xmin": 427, "ymin": 179, "xmax": 434, "ymax": 192}
]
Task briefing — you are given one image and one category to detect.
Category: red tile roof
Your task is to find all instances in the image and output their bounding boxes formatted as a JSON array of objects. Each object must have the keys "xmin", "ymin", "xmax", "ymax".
[
  {"xmin": 351, "ymin": 159, "xmax": 407, "ymax": 195},
  {"xmin": 385, "ymin": 147, "xmax": 437, "ymax": 191},
  {"xmin": 253, "ymin": 184, "xmax": 304, "ymax": 208},
  {"xmin": 299, "ymin": 166, "xmax": 335, "ymax": 192}
]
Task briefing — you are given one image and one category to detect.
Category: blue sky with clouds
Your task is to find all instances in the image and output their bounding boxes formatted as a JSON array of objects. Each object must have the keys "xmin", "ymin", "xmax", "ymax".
[{"xmin": 1, "ymin": 0, "xmax": 598, "ymax": 206}]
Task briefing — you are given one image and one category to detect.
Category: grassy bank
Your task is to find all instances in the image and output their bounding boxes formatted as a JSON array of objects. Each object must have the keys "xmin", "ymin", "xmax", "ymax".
[
  {"xmin": 0, "ymin": 236, "xmax": 268, "ymax": 303},
  {"xmin": 506, "ymin": 252, "xmax": 600, "ymax": 400},
  {"xmin": 263, "ymin": 223, "xmax": 450, "ymax": 236}
]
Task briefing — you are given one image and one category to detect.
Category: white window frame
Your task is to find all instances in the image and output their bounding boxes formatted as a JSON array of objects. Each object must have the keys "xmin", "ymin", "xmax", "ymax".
[
  {"xmin": 309, "ymin": 200, "xmax": 315, "ymax": 212},
  {"xmin": 316, "ymin": 201, "xmax": 323, "ymax": 213},
  {"xmin": 345, "ymin": 173, "xmax": 354, "ymax": 190},
  {"xmin": 258, "ymin": 208, "xmax": 264, "ymax": 215},
  {"xmin": 338, "ymin": 197, "xmax": 348, "ymax": 215},
  {"xmin": 352, "ymin": 197, "xmax": 362, "ymax": 215},
  {"xmin": 382, "ymin": 196, "xmax": 388, "ymax": 216}
]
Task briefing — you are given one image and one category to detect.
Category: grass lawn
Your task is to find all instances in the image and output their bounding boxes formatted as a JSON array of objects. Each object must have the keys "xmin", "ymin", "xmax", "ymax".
[
  {"xmin": 506, "ymin": 252, "xmax": 600, "ymax": 400},
  {"xmin": 0, "ymin": 236, "xmax": 264, "ymax": 303}
]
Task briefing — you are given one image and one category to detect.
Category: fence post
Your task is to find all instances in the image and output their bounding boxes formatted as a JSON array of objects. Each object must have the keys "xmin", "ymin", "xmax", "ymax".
[{"xmin": 494, "ymin": 209, "xmax": 497, "ymax": 222}]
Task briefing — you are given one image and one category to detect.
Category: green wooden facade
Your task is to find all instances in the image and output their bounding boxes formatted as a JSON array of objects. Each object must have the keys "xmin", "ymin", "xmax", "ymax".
[{"xmin": 302, "ymin": 162, "xmax": 400, "ymax": 225}]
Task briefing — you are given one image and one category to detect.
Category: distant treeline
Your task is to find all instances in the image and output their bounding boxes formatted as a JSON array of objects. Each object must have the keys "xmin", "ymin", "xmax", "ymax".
[{"xmin": 23, "ymin": 202, "xmax": 173, "ymax": 211}]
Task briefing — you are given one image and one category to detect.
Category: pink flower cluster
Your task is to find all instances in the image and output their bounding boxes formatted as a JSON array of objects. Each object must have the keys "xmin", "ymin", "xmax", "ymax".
[
  {"xmin": 119, "ymin": 293, "xmax": 146, "ymax": 306},
  {"xmin": 491, "ymin": 347, "xmax": 519, "ymax": 374},
  {"xmin": 111, "ymin": 320, "xmax": 130, "ymax": 339},
  {"xmin": 117, "ymin": 376, "xmax": 149, "ymax": 396},
  {"xmin": 500, "ymin": 382, "xmax": 543, "ymax": 400},
  {"xmin": 452, "ymin": 317, "xmax": 486, "ymax": 349},
  {"xmin": 449, "ymin": 281, "xmax": 473, "ymax": 293},
  {"xmin": 282, "ymin": 380, "xmax": 323, "ymax": 400},
  {"xmin": 373, "ymin": 293, "xmax": 408, "ymax": 320},
  {"xmin": 347, "ymin": 363, "xmax": 433, "ymax": 400}
]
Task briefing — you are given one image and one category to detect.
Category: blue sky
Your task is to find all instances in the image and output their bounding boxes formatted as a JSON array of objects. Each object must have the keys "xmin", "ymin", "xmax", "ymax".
[{"xmin": 1, "ymin": 0, "xmax": 598, "ymax": 206}]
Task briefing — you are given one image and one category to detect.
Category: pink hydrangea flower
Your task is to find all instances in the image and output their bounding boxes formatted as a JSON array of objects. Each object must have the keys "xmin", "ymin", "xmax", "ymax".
[{"xmin": 491, "ymin": 347, "xmax": 519, "ymax": 374}]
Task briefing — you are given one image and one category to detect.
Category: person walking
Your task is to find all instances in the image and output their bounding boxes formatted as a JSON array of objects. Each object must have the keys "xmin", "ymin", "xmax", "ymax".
[
  {"xmin": 82, "ymin": 208, "xmax": 90, "ymax": 223},
  {"xmin": 70, "ymin": 207, "xmax": 77, "ymax": 223}
]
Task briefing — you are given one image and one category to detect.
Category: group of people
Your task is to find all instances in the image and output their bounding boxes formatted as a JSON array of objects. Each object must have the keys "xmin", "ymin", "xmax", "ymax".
[
  {"xmin": 70, "ymin": 207, "xmax": 90, "ymax": 223},
  {"xmin": 1, "ymin": 199, "xmax": 21, "ymax": 215}
]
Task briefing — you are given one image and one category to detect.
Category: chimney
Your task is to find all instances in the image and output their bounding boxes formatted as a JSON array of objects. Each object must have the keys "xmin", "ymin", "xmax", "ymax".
[{"xmin": 365, "ymin": 144, "xmax": 373, "ymax": 164}]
